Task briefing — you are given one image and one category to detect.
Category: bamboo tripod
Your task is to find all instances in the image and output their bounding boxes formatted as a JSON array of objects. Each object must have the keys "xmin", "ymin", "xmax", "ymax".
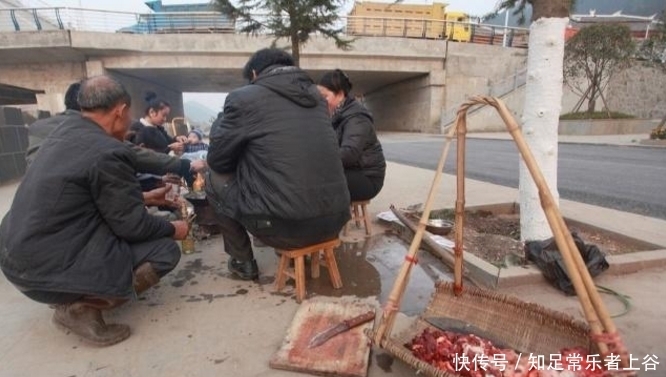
[{"xmin": 371, "ymin": 96, "xmax": 631, "ymax": 370}]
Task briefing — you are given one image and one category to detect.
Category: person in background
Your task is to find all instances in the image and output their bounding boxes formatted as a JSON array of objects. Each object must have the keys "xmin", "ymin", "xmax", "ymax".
[
  {"xmin": 25, "ymin": 81, "xmax": 82, "ymax": 166},
  {"xmin": 184, "ymin": 129, "xmax": 209, "ymax": 153},
  {"xmin": 0, "ymin": 76, "xmax": 189, "ymax": 347},
  {"xmin": 131, "ymin": 92, "xmax": 185, "ymax": 155},
  {"xmin": 26, "ymin": 82, "xmax": 206, "ymax": 193},
  {"xmin": 317, "ymin": 69, "xmax": 386, "ymax": 202},
  {"xmin": 129, "ymin": 93, "xmax": 204, "ymax": 189},
  {"xmin": 206, "ymin": 48, "xmax": 350, "ymax": 280}
]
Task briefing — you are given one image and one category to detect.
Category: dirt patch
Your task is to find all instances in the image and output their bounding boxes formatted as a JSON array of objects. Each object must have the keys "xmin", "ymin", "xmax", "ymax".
[{"xmin": 431, "ymin": 210, "xmax": 644, "ymax": 267}]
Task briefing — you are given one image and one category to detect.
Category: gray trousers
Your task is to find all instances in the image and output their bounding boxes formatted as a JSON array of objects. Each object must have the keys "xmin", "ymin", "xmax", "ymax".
[
  {"xmin": 22, "ymin": 237, "xmax": 180, "ymax": 304},
  {"xmin": 206, "ymin": 171, "xmax": 343, "ymax": 262}
]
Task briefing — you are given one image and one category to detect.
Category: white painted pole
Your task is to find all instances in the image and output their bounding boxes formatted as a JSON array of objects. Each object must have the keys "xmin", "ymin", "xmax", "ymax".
[
  {"xmin": 502, "ymin": 10, "xmax": 509, "ymax": 47},
  {"xmin": 519, "ymin": 17, "xmax": 568, "ymax": 242}
]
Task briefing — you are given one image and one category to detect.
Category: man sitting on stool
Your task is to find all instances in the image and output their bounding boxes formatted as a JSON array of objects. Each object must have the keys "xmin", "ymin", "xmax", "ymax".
[{"xmin": 206, "ymin": 48, "xmax": 351, "ymax": 280}]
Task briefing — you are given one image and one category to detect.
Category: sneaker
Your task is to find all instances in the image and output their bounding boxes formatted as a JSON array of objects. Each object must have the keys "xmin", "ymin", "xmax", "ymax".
[{"xmin": 227, "ymin": 258, "xmax": 259, "ymax": 280}]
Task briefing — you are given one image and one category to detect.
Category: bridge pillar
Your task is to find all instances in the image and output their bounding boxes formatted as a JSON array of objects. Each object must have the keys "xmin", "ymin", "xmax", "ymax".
[
  {"xmin": 85, "ymin": 60, "xmax": 106, "ymax": 77},
  {"xmin": 364, "ymin": 69, "xmax": 446, "ymax": 134},
  {"xmin": 82, "ymin": 61, "xmax": 184, "ymax": 121},
  {"xmin": 0, "ymin": 62, "xmax": 87, "ymax": 115}
]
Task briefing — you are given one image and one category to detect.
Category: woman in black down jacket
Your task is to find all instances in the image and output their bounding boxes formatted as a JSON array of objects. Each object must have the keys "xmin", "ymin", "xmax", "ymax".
[
  {"xmin": 130, "ymin": 92, "xmax": 185, "ymax": 154},
  {"xmin": 318, "ymin": 69, "xmax": 386, "ymax": 201}
]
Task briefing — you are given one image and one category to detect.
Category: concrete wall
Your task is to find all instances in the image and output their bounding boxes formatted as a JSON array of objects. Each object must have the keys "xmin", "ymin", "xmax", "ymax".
[
  {"xmin": 0, "ymin": 59, "xmax": 183, "ymax": 123},
  {"xmin": 368, "ymin": 43, "xmax": 529, "ymax": 134},
  {"xmin": 0, "ymin": 62, "xmax": 86, "ymax": 114},
  {"xmin": 444, "ymin": 42, "xmax": 527, "ymax": 110},
  {"xmin": 108, "ymin": 70, "xmax": 184, "ymax": 122},
  {"xmin": 364, "ymin": 71, "xmax": 445, "ymax": 133},
  {"xmin": 558, "ymin": 119, "xmax": 659, "ymax": 135},
  {"xmin": 461, "ymin": 60, "xmax": 666, "ymax": 132},
  {"xmin": 607, "ymin": 64, "xmax": 666, "ymax": 119},
  {"xmin": 465, "ymin": 85, "xmax": 585, "ymax": 132}
]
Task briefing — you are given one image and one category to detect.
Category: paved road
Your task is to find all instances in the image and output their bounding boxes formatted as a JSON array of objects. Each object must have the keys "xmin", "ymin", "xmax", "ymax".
[{"xmin": 382, "ymin": 139, "xmax": 666, "ymax": 220}]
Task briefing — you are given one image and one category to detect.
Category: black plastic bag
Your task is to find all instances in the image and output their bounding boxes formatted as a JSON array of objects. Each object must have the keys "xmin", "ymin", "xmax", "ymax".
[{"xmin": 525, "ymin": 232, "xmax": 610, "ymax": 295}]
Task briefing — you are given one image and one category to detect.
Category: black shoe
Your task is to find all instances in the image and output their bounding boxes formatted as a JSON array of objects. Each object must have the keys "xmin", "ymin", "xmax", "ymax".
[{"xmin": 227, "ymin": 258, "xmax": 259, "ymax": 280}]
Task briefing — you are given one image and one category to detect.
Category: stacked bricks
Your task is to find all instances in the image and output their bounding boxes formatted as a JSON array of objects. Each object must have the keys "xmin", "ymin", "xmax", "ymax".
[{"xmin": 0, "ymin": 107, "xmax": 29, "ymax": 183}]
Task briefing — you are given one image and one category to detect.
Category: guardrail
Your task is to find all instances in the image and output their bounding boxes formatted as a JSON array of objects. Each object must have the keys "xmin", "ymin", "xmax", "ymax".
[
  {"xmin": 0, "ymin": 7, "xmax": 234, "ymax": 33},
  {"xmin": 0, "ymin": 7, "xmax": 530, "ymax": 48}
]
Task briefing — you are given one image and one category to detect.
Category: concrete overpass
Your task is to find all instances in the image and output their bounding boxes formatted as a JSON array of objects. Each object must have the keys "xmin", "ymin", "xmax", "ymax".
[{"xmin": 0, "ymin": 30, "xmax": 526, "ymax": 133}]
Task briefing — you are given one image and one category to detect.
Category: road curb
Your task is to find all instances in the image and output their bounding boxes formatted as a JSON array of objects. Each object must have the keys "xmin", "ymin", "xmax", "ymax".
[
  {"xmin": 462, "ymin": 136, "xmax": 666, "ymax": 149},
  {"xmin": 381, "ymin": 217, "xmax": 666, "ymax": 291}
]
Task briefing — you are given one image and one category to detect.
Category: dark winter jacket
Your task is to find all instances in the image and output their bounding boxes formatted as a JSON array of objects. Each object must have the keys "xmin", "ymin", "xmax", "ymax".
[
  {"xmin": 332, "ymin": 97, "xmax": 386, "ymax": 179},
  {"xmin": 131, "ymin": 120, "xmax": 177, "ymax": 154},
  {"xmin": 26, "ymin": 109, "xmax": 79, "ymax": 166},
  {"xmin": 0, "ymin": 114, "xmax": 175, "ymax": 298},
  {"xmin": 27, "ymin": 110, "xmax": 190, "ymax": 176},
  {"xmin": 206, "ymin": 66, "xmax": 350, "ymax": 235},
  {"xmin": 131, "ymin": 142, "xmax": 190, "ymax": 178}
]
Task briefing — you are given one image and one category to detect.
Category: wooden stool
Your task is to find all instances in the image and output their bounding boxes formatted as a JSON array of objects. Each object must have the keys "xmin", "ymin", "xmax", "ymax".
[
  {"xmin": 344, "ymin": 200, "xmax": 372, "ymax": 236},
  {"xmin": 274, "ymin": 238, "xmax": 343, "ymax": 303}
]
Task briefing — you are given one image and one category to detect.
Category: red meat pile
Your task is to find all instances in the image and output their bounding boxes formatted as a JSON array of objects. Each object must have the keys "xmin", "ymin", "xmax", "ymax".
[{"xmin": 405, "ymin": 328, "xmax": 607, "ymax": 377}]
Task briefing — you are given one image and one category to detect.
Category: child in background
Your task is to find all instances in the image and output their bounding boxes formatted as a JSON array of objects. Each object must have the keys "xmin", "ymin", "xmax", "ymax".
[
  {"xmin": 184, "ymin": 129, "xmax": 209, "ymax": 153},
  {"xmin": 182, "ymin": 130, "xmax": 208, "ymax": 188}
]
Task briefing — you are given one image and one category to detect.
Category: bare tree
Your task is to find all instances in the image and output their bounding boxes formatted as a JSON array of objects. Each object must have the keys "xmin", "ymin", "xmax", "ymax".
[{"xmin": 564, "ymin": 23, "xmax": 635, "ymax": 115}]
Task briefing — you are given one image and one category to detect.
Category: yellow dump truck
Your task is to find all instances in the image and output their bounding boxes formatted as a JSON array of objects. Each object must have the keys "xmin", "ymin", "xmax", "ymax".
[{"xmin": 346, "ymin": 1, "xmax": 471, "ymax": 42}]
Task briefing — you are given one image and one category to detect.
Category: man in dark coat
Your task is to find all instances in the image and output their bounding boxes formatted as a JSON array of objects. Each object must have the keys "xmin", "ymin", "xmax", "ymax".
[
  {"xmin": 0, "ymin": 76, "xmax": 190, "ymax": 347},
  {"xmin": 206, "ymin": 48, "xmax": 351, "ymax": 280},
  {"xmin": 25, "ymin": 82, "xmax": 82, "ymax": 166}
]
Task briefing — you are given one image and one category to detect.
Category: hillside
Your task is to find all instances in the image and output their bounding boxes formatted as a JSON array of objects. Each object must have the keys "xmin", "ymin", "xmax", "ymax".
[{"xmin": 184, "ymin": 100, "xmax": 217, "ymax": 129}]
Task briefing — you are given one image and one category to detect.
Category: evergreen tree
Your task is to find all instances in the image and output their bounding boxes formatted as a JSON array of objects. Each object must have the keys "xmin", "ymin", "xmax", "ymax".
[{"xmin": 214, "ymin": 0, "xmax": 353, "ymax": 66}]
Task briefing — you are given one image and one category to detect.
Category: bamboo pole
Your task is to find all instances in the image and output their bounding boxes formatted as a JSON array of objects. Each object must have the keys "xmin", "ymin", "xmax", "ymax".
[
  {"xmin": 453, "ymin": 109, "xmax": 466, "ymax": 295},
  {"xmin": 389, "ymin": 205, "xmax": 486, "ymax": 289},
  {"xmin": 390, "ymin": 205, "xmax": 456, "ymax": 269},
  {"xmin": 484, "ymin": 96, "xmax": 619, "ymax": 357},
  {"xmin": 372, "ymin": 95, "xmax": 628, "ymax": 368},
  {"xmin": 372, "ymin": 122, "xmax": 457, "ymax": 346},
  {"xmin": 554, "ymin": 214, "xmax": 629, "ymax": 364}
]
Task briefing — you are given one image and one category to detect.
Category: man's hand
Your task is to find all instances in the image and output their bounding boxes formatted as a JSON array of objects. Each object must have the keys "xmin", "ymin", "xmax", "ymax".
[
  {"xmin": 190, "ymin": 159, "xmax": 207, "ymax": 172},
  {"xmin": 176, "ymin": 135, "xmax": 188, "ymax": 143},
  {"xmin": 162, "ymin": 174, "xmax": 182, "ymax": 185},
  {"xmin": 171, "ymin": 220, "xmax": 190, "ymax": 240},
  {"xmin": 143, "ymin": 186, "xmax": 180, "ymax": 208},
  {"xmin": 169, "ymin": 142, "xmax": 184, "ymax": 153}
]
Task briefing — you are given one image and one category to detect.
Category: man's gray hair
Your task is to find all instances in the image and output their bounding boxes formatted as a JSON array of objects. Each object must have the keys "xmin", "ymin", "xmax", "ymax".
[{"xmin": 77, "ymin": 75, "xmax": 132, "ymax": 111}]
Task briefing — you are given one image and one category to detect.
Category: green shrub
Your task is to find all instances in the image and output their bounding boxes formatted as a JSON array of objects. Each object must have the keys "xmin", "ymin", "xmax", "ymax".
[{"xmin": 560, "ymin": 112, "xmax": 635, "ymax": 120}]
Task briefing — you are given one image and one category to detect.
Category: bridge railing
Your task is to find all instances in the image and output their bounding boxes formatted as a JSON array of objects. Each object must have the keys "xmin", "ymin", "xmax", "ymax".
[
  {"xmin": 0, "ymin": 7, "xmax": 235, "ymax": 33},
  {"xmin": 0, "ymin": 6, "xmax": 530, "ymax": 47}
]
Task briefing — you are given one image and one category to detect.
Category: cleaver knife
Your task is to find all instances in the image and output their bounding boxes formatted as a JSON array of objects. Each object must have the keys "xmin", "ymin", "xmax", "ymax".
[
  {"xmin": 307, "ymin": 310, "xmax": 376, "ymax": 349},
  {"xmin": 424, "ymin": 317, "xmax": 518, "ymax": 352}
]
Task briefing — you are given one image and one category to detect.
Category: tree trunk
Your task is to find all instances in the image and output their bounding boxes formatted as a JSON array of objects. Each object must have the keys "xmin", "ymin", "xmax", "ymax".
[
  {"xmin": 587, "ymin": 88, "xmax": 596, "ymax": 114},
  {"xmin": 531, "ymin": 0, "xmax": 570, "ymax": 21},
  {"xmin": 519, "ymin": 16, "xmax": 568, "ymax": 242},
  {"xmin": 291, "ymin": 34, "xmax": 300, "ymax": 67}
]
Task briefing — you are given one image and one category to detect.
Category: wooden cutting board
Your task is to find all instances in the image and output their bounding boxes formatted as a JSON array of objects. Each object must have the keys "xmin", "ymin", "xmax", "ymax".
[{"xmin": 269, "ymin": 298, "xmax": 375, "ymax": 377}]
